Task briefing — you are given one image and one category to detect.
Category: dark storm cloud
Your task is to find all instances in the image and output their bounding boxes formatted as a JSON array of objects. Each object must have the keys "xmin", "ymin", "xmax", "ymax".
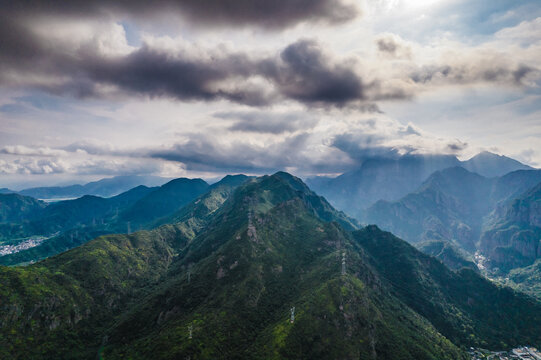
[
  {"xmin": 0, "ymin": 27, "xmax": 378, "ymax": 107},
  {"xmin": 377, "ymin": 38, "xmax": 398, "ymax": 54},
  {"xmin": 410, "ymin": 63, "xmax": 538, "ymax": 86},
  {"xmin": 260, "ymin": 40, "xmax": 366, "ymax": 106},
  {"xmin": 215, "ymin": 111, "xmax": 318, "ymax": 134},
  {"xmin": 146, "ymin": 132, "xmax": 352, "ymax": 174},
  {"xmin": 84, "ymin": 46, "xmax": 272, "ymax": 106},
  {"xmin": 375, "ymin": 35, "xmax": 411, "ymax": 59},
  {"xmin": 0, "ymin": 0, "xmax": 358, "ymax": 30},
  {"xmin": 0, "ymin": 17, "xmax": 55, "ymax": 78},
  {"xmin": 512, "ymin": 65, "xmax": 537, "ymax": 84},
  {"xmin": 148, "ymin": 133, "xmax": 310, "ymax": 173},
  {"xmin": 331, "ymin": 133, "xmax": 404, "ymax": 161},
  {"xmin": 446, "ymin": 140, "xmax": 468, "ymax": 152},
  {"xmin": 0, "ymin": 0, "xmax": 367, "ymax": 108}
]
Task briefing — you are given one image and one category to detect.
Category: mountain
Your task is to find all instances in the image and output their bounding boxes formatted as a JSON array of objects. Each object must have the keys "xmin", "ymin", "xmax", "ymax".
[
  {"xmin": 361, "ymin": 167, "xmax": 541, "ymax": 296},
  {"xmin": 307, "ymin": 154, "xmax": 460, "ymax": 219},
  {"xmin": 153, "ymin": 174, "xmax": 253, "ymax": 232},
  {"xmin": 1, "ymin": 172, "xmax": 540, "ymax": 359},
  {"xmin": 463, "ymin": 151, "xmax": 533, "ymax": 178},
  {"xmin": 0, "ymin": 193, "xmax": 46, "ymax": 224},
  {"xmin": 0, "ymin": 188, "xmax": 15, "ymax": 194},
  {"xmin": 506, "ymin": 259, "xmax": 541, "ymax": 298},
  {"xmin": 480, "ymin": 181, "xmax": 541, "ymax": 270},
  {"xmin": 354, "ymin": 226, "xmax": 541, "ymax": 349},
  {"xmin": 365, "ymin": 167, "xmax": 492, "ymax": 252},
  {"xmin": 0, "ymin": 176, "xmax": 245, "ymax": 266},
  {"xmin": 120, "ymin": 177, "xmax": 210, "ymax": 229},
  {"xmin": 17, "ymin": 175, "xmax": 169, "ymax": 199},
  {"xmin": 490, "ymin": 169, "xmax": 541, "ymax": 205},
  {"xmin": 18, "ymin": 184, "xmax": 85, "ymax": 200},
  {"xmin": 0, "ymin": 186, "xmax": 156, "ymax": 240},
  {"xmin": 307, "ymin": 152, "xmax": 534, "ymax": 220},
  {"xmin": 0, "ymin": 186, "xmax": 157, "ymax": 265},
  {"xmin": 417, "ymin": 239, "xmax": 478, "ymax": 271}
]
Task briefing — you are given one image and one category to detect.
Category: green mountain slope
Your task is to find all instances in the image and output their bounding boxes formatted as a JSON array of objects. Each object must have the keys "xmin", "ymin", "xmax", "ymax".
[
  {"xmin": 0, "ymin": 193, "xmax": 46, "ymax": 224},
  {"xmin": 120, "ymin": 178, "xmax": 209, "ymax": 229},
  {"xmin": 417, "ymin": 239, "xmax": 477, "ymax": 271},
  {"xmin": 0, "ymin": 178, "xmax": 210, "ymax": 265},
  {"xmin": 1, "ymin": 172, "xmax": 539, "ymax": 359},
  {"xmin": 0, "ymin": 225, "xmax": 188, "ymax": 359},
  {"xmin": 506, "ymin": 259, "xmax": 541, "ymax": 298},
  {"xmin": 102, "ymin": 173, "xmax": 461, "ymax": 360},
  {"xmin": 354, "ymin": 226, "xmax": 541, "ymax": 349},
  {"xmin": 0, "ymin": 186, "xmax": 157, "ymax": 265}
]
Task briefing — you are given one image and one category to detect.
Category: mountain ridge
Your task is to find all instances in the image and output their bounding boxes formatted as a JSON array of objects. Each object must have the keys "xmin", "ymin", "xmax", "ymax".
[
  {"xmin": 16, "ymin": 175, "xmax": 170, "ymax": 199},
  {"xmin": 1, "ymin": 172, "xmax": 540, "ymax": 359},
  {"xmin": 307, "ymin": 151, "xmax": 534, "ymax": 219}
]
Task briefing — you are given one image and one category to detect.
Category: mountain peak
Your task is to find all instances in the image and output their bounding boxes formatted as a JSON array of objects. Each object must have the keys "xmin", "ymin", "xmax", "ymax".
[
  {"xmin": 462, "ymin": 151, "xmax": 532, "ymax": 178},
  {"xmin": 271, "ymin": 171, "xmax": 311, "ymax": 191},
  {"xmin": 210, "ymin": 174, "xmax": 252, "ymax": 189}
]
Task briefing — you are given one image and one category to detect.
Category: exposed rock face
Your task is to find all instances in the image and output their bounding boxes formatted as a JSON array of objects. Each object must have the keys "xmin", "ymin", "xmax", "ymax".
[
  {"xmin": 480, "ymin": 182, "xmax": 541, "ymax": 270},
  {"xmin": 365, "ymin": 167, "xmax": 491, "ymax": 253}
]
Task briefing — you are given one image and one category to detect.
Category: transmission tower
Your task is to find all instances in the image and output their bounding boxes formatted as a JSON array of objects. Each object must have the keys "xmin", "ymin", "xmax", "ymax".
[{"xmin": 341, "ymin": 252, "xmax": 346, "ymax": 276}]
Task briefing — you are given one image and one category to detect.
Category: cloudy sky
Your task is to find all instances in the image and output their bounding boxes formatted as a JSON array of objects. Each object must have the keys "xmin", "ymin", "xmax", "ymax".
[{"xmin": 0, "ymin": 0, "xmax": 540, "ymax": 188}]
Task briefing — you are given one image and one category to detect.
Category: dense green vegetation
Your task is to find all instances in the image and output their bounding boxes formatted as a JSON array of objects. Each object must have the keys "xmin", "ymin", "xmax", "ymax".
[
  {"xmin": 417, "ymin": 239, "xmax": 477, "ymax": 271},
  {"xmin": 1, "ymin": 172, "xmax": 539, "ymax": 359},
  {"xmin": 120, "ymin": 177, "xmax": 209, "ymax": 228},
  {"xmin": 506, "ymin": 259, "xmax": 541, "ymax": 298},
  {"xmin": 355, "ymin": 226, "xmax": 541, "ymax": 349},
  {"xmin": 0, "ymin": 178, "xmax": 211, "ymax": 265},
  {"xmin": 0, "ymin": 193, "xmax": 46, "ymax": 225}
]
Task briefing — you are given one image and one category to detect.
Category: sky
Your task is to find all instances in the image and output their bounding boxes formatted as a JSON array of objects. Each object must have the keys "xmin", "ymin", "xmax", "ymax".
[{"xmin": 0, "ymin": 0, "xmax": 540, "ymax": 188}]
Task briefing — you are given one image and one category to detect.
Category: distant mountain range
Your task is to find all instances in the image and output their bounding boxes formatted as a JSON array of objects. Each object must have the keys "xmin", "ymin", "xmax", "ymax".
[
  {"xmin": 1, "ymin": 172, "xmax": 539, "ymax": 359},
  {"xmin": 0, "ymin": 177, "xmax": 219, "ymax": 265},
  {"xmin": 0, "ymin": 193, "xmax": 47, "ymax": 223},
  {"xmin": 12, "ymin": 175, "xmax": 170, "ymax": 199},
  {"xmin": 307, "ymin": 151, "xmax": 533, "ymax": 219},
  {"xmin": 303, "ymin": 151, "xmax": 541, "ymax": 296},
  {"xmin": 363, "ymin": 166, "xmax": 541, "ymax": 296},
  {"xmin": 462, "ymin": 151, "xmax": 533, "ymax": 178},
  {"xmin": 480, "ymin": 181, "xmax": 541, "ymax": 270}
]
